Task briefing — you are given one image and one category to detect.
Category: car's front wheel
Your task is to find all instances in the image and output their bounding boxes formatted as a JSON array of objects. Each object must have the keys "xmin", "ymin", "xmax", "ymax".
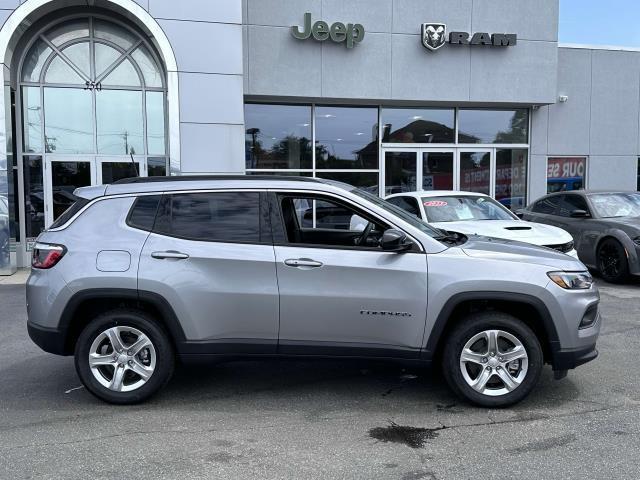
[
  {"xmin": 74, "ymin": 309, "xmax": 175, "ymax": 404},
  {"xmin": 442, "ymin": 312, "xmax": 543, "ymax": 407}
]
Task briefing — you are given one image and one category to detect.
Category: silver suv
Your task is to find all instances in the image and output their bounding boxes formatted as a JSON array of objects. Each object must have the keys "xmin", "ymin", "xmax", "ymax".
[{"xmin": 26, "ymin": 176, "xmax": 601, "ymax": 407}]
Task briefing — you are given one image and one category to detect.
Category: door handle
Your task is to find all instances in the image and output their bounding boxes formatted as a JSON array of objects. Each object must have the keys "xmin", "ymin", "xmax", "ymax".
[
  {"xmin": 151, "ymin": 250, "xmax": 189, "ymax": 260},
  {"xmin": 284, "ymin": 258, "xmax": 323, "ymax": 268}
]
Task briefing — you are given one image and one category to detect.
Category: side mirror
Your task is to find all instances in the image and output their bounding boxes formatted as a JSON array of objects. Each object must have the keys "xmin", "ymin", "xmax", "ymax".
[
  {"xmin": 570, "ymin": 209, "xmax": 590, "ymax": 218},
  {"xmin": 381, "ymin": 229, "xmax": 412, "ymax": 252}
]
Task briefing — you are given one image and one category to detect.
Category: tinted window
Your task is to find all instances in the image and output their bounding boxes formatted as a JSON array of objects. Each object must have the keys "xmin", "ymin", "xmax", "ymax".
[
  {"xmin": 381, "ymin": 108, "xmax": 455, "ymax": 143},
  {"xmin": 49, "ymin": 197, "xmax": 91, "ymax": 229},
  {"xmin": 127, "ymin": 195, "xmax": 161, "ymax": 231},
  {"xmin": 155, "ymin": 192, "xmax": 260, "ymax": 243},
  {"xmin": 458, "ymin": 109, "xmax": 528, "ymax": 144},
  {"xmin": 387, "ymin": 196, "xmax": 421, "ymax": 218},
  {"xmin": 531, "ymin": 196, "xmax": 560, "ymax": 215},
  {"xmin": 557, "ymin": 194, "xmax": 589, "ymax": 217}
]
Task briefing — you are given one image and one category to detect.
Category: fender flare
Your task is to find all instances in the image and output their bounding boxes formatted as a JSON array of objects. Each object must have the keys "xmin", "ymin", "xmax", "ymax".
[
  {"xmin": 422, "ymin": 291, "xmax": 560, "ymax": 361},
  {"xmin": 59, "ymin": 288, "xmax": 187, "ymax": 351}
]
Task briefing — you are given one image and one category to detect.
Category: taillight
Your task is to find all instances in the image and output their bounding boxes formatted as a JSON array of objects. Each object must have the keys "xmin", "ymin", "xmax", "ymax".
[{"xmin": 32, "ymin": 242, "xmax": 67, "ymax": 269}]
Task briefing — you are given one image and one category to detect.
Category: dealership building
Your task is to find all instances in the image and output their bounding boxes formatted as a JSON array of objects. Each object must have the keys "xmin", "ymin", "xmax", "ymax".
[{"xmin": 1, "ymin": 0, "xmax": 640, "ymax": 273}]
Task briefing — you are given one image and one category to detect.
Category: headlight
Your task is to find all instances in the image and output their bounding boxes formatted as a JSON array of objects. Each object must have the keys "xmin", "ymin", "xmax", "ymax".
[{"xmin": 547, "ymin": 271, "xmax": 593, "ymax": 289}]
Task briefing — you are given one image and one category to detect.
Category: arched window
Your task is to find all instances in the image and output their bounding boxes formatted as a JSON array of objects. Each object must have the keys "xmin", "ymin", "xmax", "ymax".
[{"xmin": 18, "ymin": 15, "xmax": 168, "ymax": 233}]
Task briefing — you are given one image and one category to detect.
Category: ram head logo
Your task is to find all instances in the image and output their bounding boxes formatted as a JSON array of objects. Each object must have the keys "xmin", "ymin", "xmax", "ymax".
[{"xmin": 422, "ymin": 23, "xmax": 447, "ymax": 51}]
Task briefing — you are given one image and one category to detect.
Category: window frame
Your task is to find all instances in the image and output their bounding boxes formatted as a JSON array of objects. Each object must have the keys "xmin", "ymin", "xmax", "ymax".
[{"xmin": 150, "ymin": 189, "xmax": 271, "ymax": 246}]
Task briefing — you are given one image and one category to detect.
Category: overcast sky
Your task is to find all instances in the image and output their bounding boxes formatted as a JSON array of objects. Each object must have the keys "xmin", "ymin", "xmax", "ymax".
[{"xmin": 559, "ymin": 0, "xmax": 640, "ymax": 47}]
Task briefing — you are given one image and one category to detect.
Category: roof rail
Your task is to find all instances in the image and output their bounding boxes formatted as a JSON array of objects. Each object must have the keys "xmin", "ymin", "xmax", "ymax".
[{"xmin": 112, "ymin": 175, "xmax": 322, "ymax": 185}]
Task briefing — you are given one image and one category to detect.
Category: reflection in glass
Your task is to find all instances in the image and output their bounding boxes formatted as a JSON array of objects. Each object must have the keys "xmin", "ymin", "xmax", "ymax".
[
  {"xmin": 94, "ymin": 19, "xmax": 137, "ymax": 50},
  {"xmin": 101, "ymin": 59, "xmax": 141, "ymax": 86},
  {"xmin": 382, "ymin": 108, "xmax": 454, "ymax": 144},
  {"xmin": 44, "ymin": 87, "xmax": 93, "ymax": 153},
  {"xmin": 495, "ymin": 149, "xmax": 528, "ymax": 211},
  {"xmin": 46, "ymin": 19, "xmax": 89, "ymax": 46},
  {"xmin": 21, "ymin": 41, "xmax": 52, "ymax": 82},
  {"xmin": 61, "ymin": 43, "xmax": 90, "ymax": 77},
  {"xmin": 385, "ymin": 152, "xmax": 416, "ymax": 195},
  {"xmin": 44, "ymin": 55, "xmax": 85, "ymax": 84},
  {"xmin": 547, "ymin": 157, "xmax": 586, "ymax": 193},
  {"xmin": 51, "ymin": 161, "xmax": 91, "ymax": 220},
  {"xmin": 315, "ymin": 106, "xmax": 378, "ymax": 169},
  {"xmin": 315, "ymin": 171, "xmax": 378, "ymax": 193},
  {"xmin": 101, "ymin": 162, "xmax": 139, "ymax": 184},
  {"xmin": 246, "ymin": 171, "xmax": 312, "ymax": 177},
  {"xmin": 458, "ymin": 109, "xmax": 529, "ymax": 144},
  {"xmin": 244, "ymin": 104, "xmax": 312, "ymax": 169},
  {"xmin": 637, "ymin": 158, "xmax": 640, "ymax": 191},
  {"xmin": 422, "ymin": 152, "xmax": 453, "ymax": 190},
  {"xmin": 132, "ymin": 46, "xmax": 163, "ymax": 87},
  {"xmin": 146, "ymin": 92, "xmax": 165, "ymax": 155},
  {"xmin": 94, "ymin": 43, "xmax": 122, "ymax": 78},
  {"xmin": 96, "ymin": 90, "xmax": 143, "ymax": 154},
  {"xmin": 147, "ymin": 157, "xmax": 167, "ymax": 176},
  {"xmin": 22, "ymin": 87, "xmax": 42, "ymax": 153},
  {"xmin": 459, "ymin": 151, "xmax": 491, "ymax": 195},
  {"xmin": 23, "ymin": 156, "xmax": 44, "ymax": 238}
]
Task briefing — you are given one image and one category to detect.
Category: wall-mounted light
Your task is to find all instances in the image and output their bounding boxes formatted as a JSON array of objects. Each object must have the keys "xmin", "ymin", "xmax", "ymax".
[{"xmin": 559, "ymin": 95, "xmax": 568, "ymax": 103}]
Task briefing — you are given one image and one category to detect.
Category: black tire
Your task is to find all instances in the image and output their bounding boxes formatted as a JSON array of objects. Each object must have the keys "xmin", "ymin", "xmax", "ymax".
[
  {"xmin": 597, "ymin": 238, "xmax": 629, "ymax": 284},
  {"xmin": 74, "ymin": 309, "xmax": 175, "ymax": 404},
  {"xmin": 442, "ymin": 312, "xmax": 543, "ymax": 408}
]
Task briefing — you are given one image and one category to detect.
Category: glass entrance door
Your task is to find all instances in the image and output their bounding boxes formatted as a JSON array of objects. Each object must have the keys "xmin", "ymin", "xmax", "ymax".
[
  {"xmin": 383, "ymin": 148, "xmax": 455, "ymax": 196},
  {"xmin": 458, "ymin": 149, "xmax": 493, "ymax": 196},
  {"xmin": 97, "ymin": 157, "xmax": 145, "ymax": 184},
  {"xmin": 44, "ymin": 157, "xmax": 96, "ymax": 224}
]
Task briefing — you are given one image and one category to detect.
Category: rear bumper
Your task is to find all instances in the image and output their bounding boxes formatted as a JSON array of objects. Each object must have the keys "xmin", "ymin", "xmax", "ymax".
[
  {"xmin": 552, "ymin": 343, "xmax": 598, "ymax": 371},
  {"xmin": 27, "ymin": 321, "xmax": 69, "ymax": 355}
]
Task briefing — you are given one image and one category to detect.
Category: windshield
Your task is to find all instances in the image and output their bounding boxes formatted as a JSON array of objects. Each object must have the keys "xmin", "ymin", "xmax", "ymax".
[
  {"xmin": 589, "ymin": 193, "xmax": 640, "ymax": 218},
  {"xmin": 352, "ymin": 189, "xmax": 444, "ymax": 239},
  {"xmin": 421, "ymin": 195, "xmax": 517, "ymax": 222}
]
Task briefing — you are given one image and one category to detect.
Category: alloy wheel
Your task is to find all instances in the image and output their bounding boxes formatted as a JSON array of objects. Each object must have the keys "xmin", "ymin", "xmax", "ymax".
[
  {"xmin": 88, "ymin": 326, "xmax": 156, "ymax": 392},
  {"xmin": 459, "ymin": 329, "xmax": 529, "ymax": 397}
]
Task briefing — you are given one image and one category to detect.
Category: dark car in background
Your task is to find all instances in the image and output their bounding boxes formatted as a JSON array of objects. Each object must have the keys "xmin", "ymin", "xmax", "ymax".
[{"xmin": 521, "ymin": 191, "xmax": 640, "ymax": 283}]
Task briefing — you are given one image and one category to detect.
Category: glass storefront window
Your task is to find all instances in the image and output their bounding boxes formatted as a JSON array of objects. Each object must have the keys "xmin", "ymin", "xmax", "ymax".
[
  {"xmin": 637, "ymin": 158, "xmax": 639, "ymax": 191},
  {"xmin": 247, "ymin": 171, "xmax": 312, "ymax": 177},
  {"xmin": 458, "ymin": 109, "xmax": 528, "ymax": 144},
  {"xmin": 314, "ymin": 171, "xmax": 378, "ymax": 193},
  {"xmin": 96, "ymin": 90, "xmax": 144, "ymax": 154},
  {"xmin": 459, "ymin": 151, "xmax": 491, "ymax": 195},
  {"xmin": 44, "ymin": 87, "xmax": 93, "ymax": 154},
  {"xmin": 547, "ymin": 157, "xmax": 586, "ymax": 193},
  {"xmin": 148, "ymin": 157, "xmax": 167, "ymax": 176},
  {"xmin": 22, "ymin": 86, "xmax": 42, "ymax": 153},
  {"xmin": 244, "ymin": 104, "xmax": 312, "ymax": 169},
  {"xmin": 495, "ymin": 149, "xmax": 528, "ymax": 211},
  {"xmin": 385, "ymin": 151, "xmax": 417, "ymax": 195},
  {"xmin": 423, "ymin": 152, "xmax": 454, "ymax": 190},
  {"xmin": 23, "ymin": 155, "xmax": 44, "ymax": 239},
  {"xmin": 382, "ymin": 108, "xmax": 455, "ymax": 144},
  {"xmin": 146, "ymin": 92, "xmax": 166, "ymax": 155},
  {"xmin": 315, "ymin": 106, "xmax": 378, "ymax": 169}
]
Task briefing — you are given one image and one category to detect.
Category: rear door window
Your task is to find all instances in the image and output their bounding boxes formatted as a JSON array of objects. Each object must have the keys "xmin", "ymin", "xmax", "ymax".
[{"xmin": 154, "ymin": 191, "xmax": 262, "ymax": 243}]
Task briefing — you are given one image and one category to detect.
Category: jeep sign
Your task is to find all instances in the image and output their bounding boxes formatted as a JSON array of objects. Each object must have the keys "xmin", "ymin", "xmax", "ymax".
[{"xmin": 291, "ymin": 12, "xmax": 365, "ymax": 48}]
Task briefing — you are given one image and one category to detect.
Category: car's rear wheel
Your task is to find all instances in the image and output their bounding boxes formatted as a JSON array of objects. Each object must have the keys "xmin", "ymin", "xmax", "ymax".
[
  {"xmin": 442, "ymin": 312, "xmax": 543, "ymax": 407},
  {"xmin": 74, "ymin": 309, "xmax": 174, "ymax": 404},
  {"xmin": 597, "ymin": 238, "xmax": 629, "ymax": 283}
]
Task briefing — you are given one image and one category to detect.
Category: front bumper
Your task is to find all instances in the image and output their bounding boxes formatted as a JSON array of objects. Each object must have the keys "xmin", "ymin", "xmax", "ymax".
[
  {"xmin": 27, "ymin": 320, "xmax": 69, "ymax": 355},
  {"xmin": 552, "ymin": 343, "xmax": 598, "ymax": 370}
]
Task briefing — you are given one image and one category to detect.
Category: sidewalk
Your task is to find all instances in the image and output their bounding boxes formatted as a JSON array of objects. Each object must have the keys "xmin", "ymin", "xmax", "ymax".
[{"xmin": 0, "ymin": 268, "xmax": 30, "ymax": 285}]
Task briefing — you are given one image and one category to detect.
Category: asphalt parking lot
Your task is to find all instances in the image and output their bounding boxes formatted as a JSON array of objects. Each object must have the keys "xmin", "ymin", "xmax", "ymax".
[{"xmin": 1, "ymin": 279, "xmax": 639, "ymax": 480}]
